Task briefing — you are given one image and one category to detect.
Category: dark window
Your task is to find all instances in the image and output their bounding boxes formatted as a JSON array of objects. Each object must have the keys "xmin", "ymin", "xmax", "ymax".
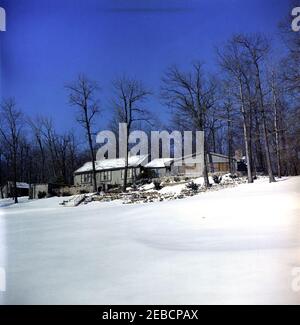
[
  {"xmin": 121, "ymin": 168, "xmax": 133, "ymax": 179},
  {"xmin": 81, "ymin": 173, "xmax": 92, "ymax": 184},
  {"xmin": 100, "ymin": 171, "xmax": 112, "ymax": 182}
]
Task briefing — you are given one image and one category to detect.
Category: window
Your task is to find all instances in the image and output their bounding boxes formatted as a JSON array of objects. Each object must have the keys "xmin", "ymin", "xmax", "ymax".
[
  {"xmin": 81, "ymin": 173, "xmax": 92, "ymax": 184},
  {"xmin": 100, "ymin": 171, "xmax": 111, "ymax": 182},
  {"xmin": 214, "ymin": 163, "xmax": 229, "ymax": 172},
  {"xmin": 184, "ymin": 163, "xmax": 196, "ymax": 170},
  {"xmin": 121, "ymin": 168, "xmax": 133, "ymax": 179}
]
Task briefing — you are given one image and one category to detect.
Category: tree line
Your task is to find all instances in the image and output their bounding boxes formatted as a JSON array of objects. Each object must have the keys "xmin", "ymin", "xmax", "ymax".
[{"xmin": 0, "ymin": 30, "xmax": 299, "ymax": 202}]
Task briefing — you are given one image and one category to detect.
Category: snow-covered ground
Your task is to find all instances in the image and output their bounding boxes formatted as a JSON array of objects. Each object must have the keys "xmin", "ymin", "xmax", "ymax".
[{"xmin": 0, "ymin": 177, "xmax": 300, "ymax": 305}]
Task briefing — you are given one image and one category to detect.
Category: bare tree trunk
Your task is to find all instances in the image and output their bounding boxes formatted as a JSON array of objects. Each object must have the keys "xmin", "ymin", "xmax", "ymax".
[
  {"xmin": 208, "ymin": 152, "xmax": 214, "ymax": 174},
  {"xmin": 226, "ymin": 107, "xmax": 234, "ymax": 174},
  {"xmin": 43, "ymin": 124, "xmax": 58, "ymax": 180},
  {"xmin": 272, "ymin": 82, "xmax": 282, "ymax": 178},
  {"xmin": 261, "ymin": 114, "xmax": 275, "ymax": 182},
  {"xmin": 255, "ymin": 69, "xmax": 275, "ymax": 182},
  {"xmin": 0, "ymin": 152, "xmax": 3, "ymax": 199},
  {"xmin": 28, "ymin": 149, "xmax": 33, "ymax": 199},
  {"xmin": 37, "ymin": 138, "xmax": 46, "ymax": 183},
  {"xmin": 244, "ymin": 75, "xmax": 257, "ymax": 178},
  {"xmin": 211, "ymin": 127, "xmax": 216, "ymax": 153},
  {"xmin": 247, "ymin": 100, "xmax": 254, "ymax": 176},
  {"xmin": 123, "ymin": 126, "xmax": 129, "ymax": 192},
  {"xmin": 203, "ymin": 138, "xmax": 210, "ymax": 187},
  {"xmin": 239, "ymin": 82, "xmax": 253, "ymax": 183},
  {"xmin": 85, "ymin": 108, "xmax": 97, "ymax": 192},
  {"xmin": 13, "ymin": 149, "xmax": 18, "ymax": 203},
  {"xmin": 251, "ymin": 104, "xmax": 265, "ymax": 174},
  {"xmin": 280, "ymin": 128, "xmax": 288, "ymax": 176}
]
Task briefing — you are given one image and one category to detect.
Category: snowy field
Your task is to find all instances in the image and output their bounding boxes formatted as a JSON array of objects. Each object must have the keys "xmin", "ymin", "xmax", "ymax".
[{"xmin": 0, "ymin": 177, "xmax": 300, "ymax": 305}]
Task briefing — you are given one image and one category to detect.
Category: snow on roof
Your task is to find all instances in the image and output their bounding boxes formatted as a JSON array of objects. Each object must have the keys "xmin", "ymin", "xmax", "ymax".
[
  {"xmin": 209, "ymin": 152, "xmax": 236, "ymax": 160},
  {"xmin": 145, "ymin": 158, "xmax": 174, "ymax": 169},
  {"xmin": 16, "ymin": 182, "xmax": 29, "ymax": 189},
  {"xmin": 75, "ymin": 155, "xmax": 148, "ymax": 174}
]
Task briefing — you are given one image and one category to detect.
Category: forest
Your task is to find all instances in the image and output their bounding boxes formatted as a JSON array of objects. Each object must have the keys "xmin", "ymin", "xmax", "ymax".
[{"xmin": 0, "ymin": 25, "xmax": 299, "ymax": 199}]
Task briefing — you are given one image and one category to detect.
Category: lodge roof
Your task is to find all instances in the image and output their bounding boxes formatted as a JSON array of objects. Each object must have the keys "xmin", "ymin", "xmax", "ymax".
[{"xmin": 74, "ymin": 155, "xmax": 148, "ymax": 174}]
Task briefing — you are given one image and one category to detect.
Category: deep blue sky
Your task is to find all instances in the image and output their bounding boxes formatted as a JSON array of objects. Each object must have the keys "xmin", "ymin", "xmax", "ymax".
[{"xmin": 0, "ymin": 0, "xmax": 292, "ymax": 133}]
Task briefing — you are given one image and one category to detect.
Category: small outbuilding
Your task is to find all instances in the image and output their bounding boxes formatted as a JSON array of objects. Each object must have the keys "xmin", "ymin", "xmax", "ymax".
[
  {"xmin": 1, "ymin": 182, "xmax": 29, "ymax": 198},
  {"xmin": 207, "ymin": 152, "xmax": 237, "ymax": 174}
]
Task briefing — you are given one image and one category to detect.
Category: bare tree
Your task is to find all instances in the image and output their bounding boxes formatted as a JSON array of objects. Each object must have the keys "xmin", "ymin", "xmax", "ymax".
[
  {"xmin": 66, "ymin": 75, "xmax": 100, "ymax": 192},
  {"xmin": 220, "ymin": 81, "xmax": 237, "ymax": 173},
  {"xmin": 278, "ymin": 13, "xmax": 300, "ymax": 175},
  {"xmin": 112, "ymin": 76, "xmax": 152, "ymax": 191},
  {"xmin": 161, "ymin": 63, "xmax": 216, "ymax": 188},
  {"xmin": 27, "ymin": 115, "xmax": 82, "ymax": 186},
  {"xmin": 27, "ymin": 116, "xmax": 47, "ymax": 183},
  {"xmin": 217, "ymin": 42, "xmax": 254, "ymax": 183},
  {"xmin": 0, "ymin": 99, "xmax": 23, "ymax": 203},
  {"xmin": 280, "ymin": 10, "xmax": 300, "ymax": 97},
  {"xmin": 235, "ymin": 34, "xmax": 275, "ymax": 183},
  {"xmin": 269, "ymin": 69, "xmax": 283, "ymax": 178},
  {"xmin": 39, "ymin": 117, "xmax": 59, "ymax": 181},
  {"xmin": 0, "ymin": 150, "xmax": 4, "ymax": 199},
  {"xmin": 66, "ymin": 131, "xmax": 80, "ymax": 184}
]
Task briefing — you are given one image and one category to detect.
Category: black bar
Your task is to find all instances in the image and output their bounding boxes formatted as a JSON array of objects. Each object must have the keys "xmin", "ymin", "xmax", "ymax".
[{"xmin": 0, "ymin": 305, "xmax": 292, "ymax": 323}]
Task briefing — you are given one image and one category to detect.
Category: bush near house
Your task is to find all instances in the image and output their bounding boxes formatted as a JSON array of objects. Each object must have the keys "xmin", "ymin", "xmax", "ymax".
[
  {"xmin": 213, "ymin": 175, "xmax": 221, "ymax": 184},
  {"xmin": 61, "ymin": 191, "xmax": 71, "ymax": 197},
  {"xmin": 154, "ymin": 181, "xmax": 162, "ymax": 191},
  {"xmin": 186, "ymin": 181, "xmax": 200, "ymax": 192},
  {"xmin": 37, "ymin": 191, "xmax": 47, "ymax": 199}
]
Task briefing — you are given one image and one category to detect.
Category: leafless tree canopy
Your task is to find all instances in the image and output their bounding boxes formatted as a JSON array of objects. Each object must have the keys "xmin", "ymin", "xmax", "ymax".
[
  {"xmin": 111, "ymin": 76, "xmax": 152, "ymax": 191},
  {"xmin": 66, "ymin": 74, "xmax": 101, "ymax": 192},
  {"xmin": 0, "ymin": 99, "xmax": 24, "ymax": 202},
  {"xmin": 161, "ymin": 63, "xmax": 217, "ymax": 187},
  {"xmin": 112, "ymin": 77, "xmax": 152, "ymax": 129},
  {"xmin": 1, "ymin": 25, "xmax": 300, "ymax": 200}
]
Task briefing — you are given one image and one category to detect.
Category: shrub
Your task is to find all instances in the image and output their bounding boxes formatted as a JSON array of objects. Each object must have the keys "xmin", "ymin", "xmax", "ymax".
[
  {"xmin": 37, "ymin": 191, "xmax": 46, "ymax": 199},
  {"xmin": 79, "ymin": 189, "xmax": 89, "ymax": 194},
  {"xmin": 213, "ymin": 175, "xmax": 221, "ymax": 184},
  {"xmin": 174, "ymin": 176, "xmax": 181, "ymax": 182},
  {"xmin": 154, "ymin": 181, "xmax": 162, "ymax": 190},
  {"xmin": 186, "ymin": 181, "xmax": 199, "ymax": 192},
  {"xmin": 61, "ymin": 191, "xmax": 71, "ymax": 197},
  {"xmin": 131, "ymin": 184, "xmax": 138, "ymax": 191}
]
